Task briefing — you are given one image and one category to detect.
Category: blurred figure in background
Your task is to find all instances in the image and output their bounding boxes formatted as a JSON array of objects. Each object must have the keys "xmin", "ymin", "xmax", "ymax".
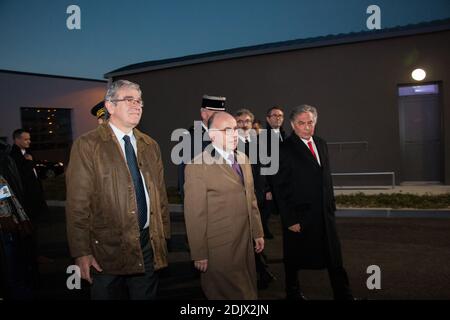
[
  {"xmin": 91, "ymin": 101, "xmax": 109, "ymax": 125},
  {"xmin": 235, "ymin": 109, "xmax": 277, "ymax": 290},
  {"xmin": 252, "ymin": 119, "xmax": 263, "ymax": 135},
  {"xmin": 9, "ymin": 130, "xmax": 51, "ymax": 265},
  {"xmin": 1, "ymin": 140, "xmax": 35, "ymax": 300}
]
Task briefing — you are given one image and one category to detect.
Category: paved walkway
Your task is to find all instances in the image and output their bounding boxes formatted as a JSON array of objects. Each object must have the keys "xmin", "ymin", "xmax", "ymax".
[{"xmin": 35, "ymin": 206, "xmax": 450, "ymax": 300}]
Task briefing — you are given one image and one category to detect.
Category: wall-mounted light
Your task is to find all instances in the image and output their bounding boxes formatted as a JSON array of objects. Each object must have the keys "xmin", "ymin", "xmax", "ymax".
[{"xmin": 411, "ymin": 68, "xmax": 426, "ymax": 81}]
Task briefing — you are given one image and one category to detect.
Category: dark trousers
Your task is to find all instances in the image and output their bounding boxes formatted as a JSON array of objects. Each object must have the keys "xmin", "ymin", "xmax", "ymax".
[
  {"xmin": 91, "ymin": 228, "xmax": 158, "ymax": 300},
  {"xmin": 285, "ymin": 262, "xmax": 353, "ymax": 300},
  {"xmin": 260, "ymin": 199, "xmax": 274, "ymax": 235},
  {"xmin": 0, "ymin": 232, "xmax": 34, "ymax": 300}
]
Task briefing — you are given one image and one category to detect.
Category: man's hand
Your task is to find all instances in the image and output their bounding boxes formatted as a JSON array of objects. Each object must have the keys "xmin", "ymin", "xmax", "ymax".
[
  {"xmin": 194, "ymin": 259, "xmax": 208, "ymax": 272},
  {"xmin": 254, "ymin": 237, "xmax": 264, "ymax": 253},
  {"xmin": 288, "ymin": 223, "xmax": 301, "ymax": 233},
  {"xmin": 75, "ymin": 255, "xmax": 103, "ymax": 284},
  {"xmin": 265, "ymin": 192, "xmax": 273, "ymax": 201},
  {"xmin": 24, "ymin": 154, "xmax": 33, "ymax": 161}
]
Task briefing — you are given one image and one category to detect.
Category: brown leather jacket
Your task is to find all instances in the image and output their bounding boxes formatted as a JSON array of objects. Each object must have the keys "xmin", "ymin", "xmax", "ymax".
[{"xmin": 65, "ymin": 123, "xmax": 170, "ymax": 274}]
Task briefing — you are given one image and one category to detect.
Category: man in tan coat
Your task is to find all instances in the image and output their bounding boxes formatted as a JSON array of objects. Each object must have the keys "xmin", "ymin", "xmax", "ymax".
[
  {"xmin": 66, "ymin": 80, "xmax": 170, "ymax": 300},
  {"xmin": 184, "ymin": 111, "xmax": 264, "ymax": 300}
]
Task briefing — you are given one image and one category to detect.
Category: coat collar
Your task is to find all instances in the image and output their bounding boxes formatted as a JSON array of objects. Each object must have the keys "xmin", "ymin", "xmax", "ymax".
[
  {"xmin": 203, "ymin": 148, "xmax": 249, "ymax": 186},
  {"xmin": 97, "ymin": 121, "xmax": 153, "ymax": 145},
  {"xmin": 289, "ymin": 133, "xmax": 323, "ymax": 168}
]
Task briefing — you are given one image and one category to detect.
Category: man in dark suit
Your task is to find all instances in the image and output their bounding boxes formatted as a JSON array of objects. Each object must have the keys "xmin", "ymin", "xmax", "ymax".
[
  {"xmin": 235, "ymin": 108, "xmax": 276, "ymax": 290},
  {"xmin": 177, "ymin": 94, "xmax": 226, "ymax": 199},
  {"xmin": 10, "ymin": 129, "xmax": 51, "ymax": 266},
  {"xmin": 273, "ymin": 105, "xmax": 353, "ymax": 300},
  {"xmin": 0, "ymin": 140, "xmax": 25, "ymax": 206},
  {"xmin": 9, "ymin": 129, "xmax": 48, "ymax": 223},
  {"xmin": 260, "ymin": 107, "xmax": 287, "ymax": 233}
]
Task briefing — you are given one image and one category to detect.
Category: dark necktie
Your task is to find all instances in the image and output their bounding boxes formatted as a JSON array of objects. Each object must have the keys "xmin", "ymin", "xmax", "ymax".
[
  {"xmin": 123, "ymin": 135, "xmax": 147, "ymax": 230},
  {"xmin": 228, "ymin": 154, "xmax": 244, "ymax": 184}
]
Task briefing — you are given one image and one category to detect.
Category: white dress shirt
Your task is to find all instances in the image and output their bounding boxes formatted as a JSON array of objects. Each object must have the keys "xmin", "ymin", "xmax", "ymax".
[
  {"xmin": 272, "ymin": 128, "xmax": 283, "ymax": 142},
  {"xmin": 301, "ymin": 137, "xmax": 321, "ymax": 166},
  {"xmin": 213, "ymin": 145, "xmax": 234, "ymax": 167},
  {"xmin": 238, "ymin": 133, "xmax": 251, "ymax": 144},
  {"xmin": 109, "ymin": 122, "xmax": 151, "ymax": 229}
]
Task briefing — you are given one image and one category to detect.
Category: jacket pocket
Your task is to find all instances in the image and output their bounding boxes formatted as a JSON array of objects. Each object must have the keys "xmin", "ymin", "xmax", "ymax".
[
  {"xmin": 96, "ymin": 170, "xmax": 120, "ymax": 227},
  {"xmin": 91, "ymin": 228, "xmax": 123, "ymax": 269}
]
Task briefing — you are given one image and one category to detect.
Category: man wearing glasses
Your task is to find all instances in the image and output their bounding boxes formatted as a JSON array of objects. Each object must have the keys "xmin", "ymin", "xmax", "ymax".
[
  {"xmin": 235, "ymin": 108, "xmax": 277, "ymax": 290},
  {"xmin": 261, "ymin": 106, "xmax": 287, "ymax": 238},
  {"xmin": 184, "ymin": 111, "xmax": 264, "ymax": 299},
  {"xmin": 66, "ymin": 80, "xmax": 170, "ymax": 300}
]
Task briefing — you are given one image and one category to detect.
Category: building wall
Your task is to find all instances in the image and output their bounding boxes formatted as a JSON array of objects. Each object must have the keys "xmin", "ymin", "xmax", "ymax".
[
  {"xmin": 114, "ymin": 30, "xmax": 450, "ymax": 187},
  {"xmin": 0, "ymin": 71, "xmax": 107, "ymax": 162}
]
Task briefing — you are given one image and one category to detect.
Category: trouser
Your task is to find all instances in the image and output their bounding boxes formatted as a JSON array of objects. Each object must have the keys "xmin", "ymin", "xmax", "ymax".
[
  {"xmin": 91, "ymin": 228, "xmax": 158, "ymax": 300},
  {"xmin": 285, "ymin": 262, "xmax": 353, "ymax": 300},
  {"xmin": 255, "ymin": 251, "xmax": 268, "ymax": 273},
  {"xmin": 260, "ymin": 199, "xmax": 274, "ymax": 234}
]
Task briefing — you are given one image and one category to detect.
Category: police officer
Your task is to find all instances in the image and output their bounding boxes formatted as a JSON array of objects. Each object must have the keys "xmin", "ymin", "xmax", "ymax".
[
  {"xmin": 177, "ymin": 94, "xmax": 226, "ymax": 199},
  {"xmin": 91, "ymin": 101, "xmax": 108, "ymax": 125}
]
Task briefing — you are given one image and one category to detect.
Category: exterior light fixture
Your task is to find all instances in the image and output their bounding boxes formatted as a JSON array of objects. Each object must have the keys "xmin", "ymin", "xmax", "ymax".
[{"xmin": 411, "ymin": 68, "xmax": 426, "ymax": 81}]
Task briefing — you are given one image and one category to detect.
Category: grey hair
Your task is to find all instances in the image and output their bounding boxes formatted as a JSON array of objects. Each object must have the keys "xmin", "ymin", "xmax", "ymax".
[
  {"xmin": 234, "ymin": 108, "xmax": 255, "ymax": 122},
  {"xmin": 290, "ymin": 104, "xmax": 318, "ymax": 123},
  {"xmin": 105, "ymin": 80, "xmax": 141, "ymax": 101}
]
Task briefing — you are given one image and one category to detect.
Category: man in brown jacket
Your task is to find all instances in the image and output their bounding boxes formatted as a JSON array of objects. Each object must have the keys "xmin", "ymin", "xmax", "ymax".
[
  {"xmin": 65, "ymin": 80, "xmax": 170, "ymax": 300},
  {"xmin": 184, "ymin": 111, "xmax": 264, "ymax": 300}
]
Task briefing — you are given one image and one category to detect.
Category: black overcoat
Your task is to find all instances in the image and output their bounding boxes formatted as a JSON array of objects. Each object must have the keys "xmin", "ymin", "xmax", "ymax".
[{"xmin": 273, "ymin": 134, "xmax": 344, "ymax": 269}]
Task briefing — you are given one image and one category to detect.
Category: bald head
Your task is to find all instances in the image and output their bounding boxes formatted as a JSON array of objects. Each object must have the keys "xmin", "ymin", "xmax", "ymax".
[
  {"xmin": 207, "ymin": 111, "xmax": 232, "ymax": 129},
  {"xmin": 208, "ymin": 112, "xmax": 238, "ymax": 152}
]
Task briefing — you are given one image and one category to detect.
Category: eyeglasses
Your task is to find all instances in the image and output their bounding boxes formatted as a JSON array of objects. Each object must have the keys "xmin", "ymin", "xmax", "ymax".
[
  {"xmin": 269, "ymin": 114, "xmax": 283, "ymax": 118},
  {"xmin": 237, "ymin": 120, "xmax": 253, "ymax": 125},
  {"xmin": 210, "ymin": 127, "xmax": 238, "ymax": 135},
  {"xmin": 110, "ymin": 97, "xmax": 144, "ymax": 107}
]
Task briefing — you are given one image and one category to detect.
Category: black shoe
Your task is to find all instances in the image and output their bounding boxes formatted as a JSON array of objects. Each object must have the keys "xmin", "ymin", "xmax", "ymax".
[
  {"xmin": 262, "ymin": 269, "xmax": 277, "ymax": 282},
  {"xmin": 258, "ymin": 270, "xmax": 276, "ymax": 290}
]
